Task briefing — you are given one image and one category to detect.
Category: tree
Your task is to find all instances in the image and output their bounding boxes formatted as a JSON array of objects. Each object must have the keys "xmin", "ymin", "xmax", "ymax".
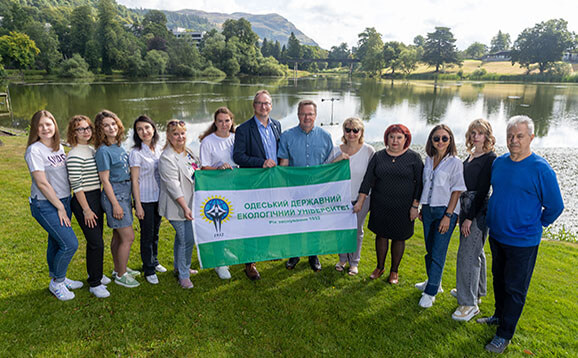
[
  {"xmin": 399, "ymin": 47, "xmax": 419, "ymax": 76},
  {"xmin": 422, "ymin": 27, "xmax": 461, "ymax": 72},
  {"xmin": 24, "ymin": 22, "xmax": 61, "ymax": 73},
  {"xmin": 490, "ymin": 30, "xmax": 511, "ymax": 53},
  {"xmin": 413, "ymin": 35, "xmax": 425, "ymax": 48},
  {"xmin": 328, "ymin": 42, "xmax": 350, "ymax": 68},
  {"xmin": 0, "ymin": 31, "xmax": 40, "ymax": 71},
  {"xmin": 144, "ymin": 49, "xmax": 169, "ymax": 75},
  {"xmin": 356, "ymin": 27, "xmax": 384, "ymax": 75},
  {"xmin": 222, "ymin": 18, "xmax": 258, "ymax": 46},
  {"xmin": 383, "ymin": 41, "xmax": 405, "ymax": 75},
  {"xmin": 464, "ymin": 42, "xmax": 488, "ymax": 59},
  {"xmin": 59, "ymin": 53, "xmax": 93, "ymax": 78},
  {"xmin": 286, "ymin": 32, "xmax": 302, "ymax": 60},
  {"xmin": 510, "ymin": 19, "xmax": 575, "ymax": 74},
  {"xmin": 70, "ymin": 6, "xmax": 96, "ymax": 59}
]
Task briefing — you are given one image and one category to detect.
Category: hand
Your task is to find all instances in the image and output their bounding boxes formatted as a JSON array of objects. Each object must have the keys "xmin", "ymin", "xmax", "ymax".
[
  {"xmin": 263, "ymin": 159, "xmax": 276, "ymax": 168},
  {"xmin": 112, "ymin": 203, "xmax": 124, "ymax": 220},
  {"xmin": 184, "ymin": 207, "xmax": 193, "ymax": 221},
  {"xmin": 438, "ymin": 216, "xmax": 451, "ymax": 234},
  {"xmin": 135, "ymin": 204, "xmax": 145, "ymax": 220},
  {"xmin": 409, "ymin": 207, "xmax": 419, "ymax": 221},
  {"xmin": 461, "ymin": 219, "xmax": 472, "ymax": 237},
  {"xmin": 352, "ymin": 201, "xmax": 363, "ymax": 213},
  {"xmin": 334, "ymin": 153, "xmax": 350, "ymax": 162},
  {"xmin": 83, "ymin": 208, "xmax": 98, "ymax": 228},
  {"xmin": 57, "ymin": 207, "xmax": 71, "ymax": 227},
  {"xmin": 418, "ymin": 210, "xmax": 423, "ymax": 222},
  {"xmin": 219, "ymin": 163, "xmax": 233, "ymax": 170}
]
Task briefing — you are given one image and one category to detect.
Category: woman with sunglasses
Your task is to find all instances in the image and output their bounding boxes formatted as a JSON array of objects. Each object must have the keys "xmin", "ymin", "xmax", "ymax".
[
  {"xmin": 415, "ymin": 124, "xmax": 466, "ymax": 308},
  {"xmin": 94, "ymin": 110, "xmax": 140, "ymax": 288},
  {"xmin": 129, "ymin": 115, "xmax": 166, "ymax": 285},
  {"xmin": 66, "ymin": 115, "xmax": 111, "ymax": 298},
  {"xmin": 451, "ymin": 119, "xmax": 496, "ymax": 321},
  {"xmin": 198, "ymin": 107, "xmax": 238, "ymax": 280},
  {"xmin": 331, "ymin": 118, "xmax": 375, "ymax": 276},
  {"xmin": 355, "ymin": 124, "xmax": 423, "ymax": 283},
  {"xmin": 159, "ymin": 120, "xmax": 198, "ymax": 289}
]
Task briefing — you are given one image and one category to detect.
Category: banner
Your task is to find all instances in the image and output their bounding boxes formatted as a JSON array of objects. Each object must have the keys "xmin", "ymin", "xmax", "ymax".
[{"xmin": 193, "ymin": 161, "xmax": 357, "ymax": 268}]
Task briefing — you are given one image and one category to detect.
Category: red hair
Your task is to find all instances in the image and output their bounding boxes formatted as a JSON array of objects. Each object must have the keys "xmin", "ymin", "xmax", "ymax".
[{"xmin": 384, "ymin": 124, "xmax": 412, "ymax": 149}]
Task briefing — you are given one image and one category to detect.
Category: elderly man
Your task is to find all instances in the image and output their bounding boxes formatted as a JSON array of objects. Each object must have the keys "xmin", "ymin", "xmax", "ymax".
[
  {"xmin": 480, "ymin": 115, "xmax": 563, "ymax": 354},
  {"xmin": 279, "ymin": 99, "xmax": 333, "ymax": 272},
  {"xmin": 233, "ymin": 89, "xmax": 282, "ymax": 280}
]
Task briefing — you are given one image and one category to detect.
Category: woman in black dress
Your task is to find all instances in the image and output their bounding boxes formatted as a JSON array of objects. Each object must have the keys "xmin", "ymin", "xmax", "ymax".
[{"xmin": 354, "ymin": 124, "xmax": 423, "ymax": 284}]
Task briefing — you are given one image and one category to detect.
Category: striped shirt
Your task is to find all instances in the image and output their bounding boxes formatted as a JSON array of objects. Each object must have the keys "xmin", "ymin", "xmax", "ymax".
[
  {"xmin": 129, "ymin": 143, "xmax": 160, "ymax": 203},
  {"xmin": 66, "ymin": 144, "xmax": 101, "ymax": 193}
]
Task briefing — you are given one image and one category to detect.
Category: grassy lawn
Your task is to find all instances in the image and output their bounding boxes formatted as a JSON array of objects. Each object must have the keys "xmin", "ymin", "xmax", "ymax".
[{"xmin": 1, "ymin": 136, "xmax": 576, "ymax": 357}]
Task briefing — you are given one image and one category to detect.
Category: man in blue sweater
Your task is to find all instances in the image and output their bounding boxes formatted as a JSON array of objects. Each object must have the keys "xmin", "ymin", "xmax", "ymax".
[{"xmin": 480, "ymin": 115, "xmax": 564, "ymax": 354}]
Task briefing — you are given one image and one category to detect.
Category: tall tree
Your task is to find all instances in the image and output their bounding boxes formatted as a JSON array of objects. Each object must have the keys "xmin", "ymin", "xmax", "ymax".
[
  {"xmin": 0, "ymin": 31, "xmax": 40, "ymax": 71},
  {"xmin": 510, "ymin": 18, "xmax": 575, "ymax": 74},
  {"xmin": 328, "ymin": 42, "xmax": 350, "ymax": 68},
  {"xmin": 422, "ymin": 27, "xmax": 461, "ymax": 72},
  {"xmin": 356, "ymin": 27, "xmax": 384, "ymax": 75},
  {"xmin": 286, "ymin": 32, "xmax": 302, "ymax": 60},
  {"xmin": 97, "ymin": 0, "xmax": 121, "ymax": 74},
  {"xmin": 24, "ymin": 22, "xmax": 61, "ymax": 73},
  {"xmin": 464, "ymin": 42, "xmax": 488, "ymax": 59},
  {"xmin": 222, "ymin": 18, "xmax": 258, "ymax": 46},
  {"xmin": 490, "ymin": 30, "xmax": 511, "ymax": 53},
  {"xmin": 399, "ymin": 47, "xmax": 419, "ymax": 76},
  {"xmin": 70, "ymin": 6, "xmax": 96, "ymax": 59},
  {"xmin": 383, "ymin": 41, "xmax": 405, "ymax": 75}
]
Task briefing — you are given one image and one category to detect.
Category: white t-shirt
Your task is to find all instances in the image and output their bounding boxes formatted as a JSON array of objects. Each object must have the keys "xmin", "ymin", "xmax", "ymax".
[
  {"xmin": 330, "ymin": 143, "xmax": 375, "ymax": 200},
  {"xmin": 199, "ymin": 133, "xmax": 237, "ymax": 168},
  {"xmin": 420, "ymin": 155, "xmax": 467, "ymax": 214},
  {"xmin": 25, "ymin": 141, "xmax": 70, "ymax": 200}
]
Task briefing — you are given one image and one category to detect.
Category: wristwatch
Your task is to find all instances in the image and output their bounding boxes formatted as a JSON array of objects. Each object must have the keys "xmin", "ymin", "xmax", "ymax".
[{"xmin": 444, "ymin": 212, "xmax": 452, "ymax": 218}]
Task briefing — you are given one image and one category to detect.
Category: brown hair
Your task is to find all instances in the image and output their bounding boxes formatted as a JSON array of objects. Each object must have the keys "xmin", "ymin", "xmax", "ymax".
[
  {"xmin": 425, "ymin": 124, "xmax": 457, "ymax": 158},
  {"xmin": 465, "ymin": 118, "xmax": 496, "ymax": 154},
  {"xmin": 297, "ymin": 99, "xmax": 317, "ymax": 114},
  {"xmin": 27, "ymin": 110, "xmax": 61, "ymax": 152},
  {"xmin": 199, "ymin": 107, "xmax": 236, "ymax": 141},
  {"xmin": 384, "ymin": 124, "xmax": 412, "ymax": 149},
  {"xmin": 93, "ymin": 110, "xmax": 125, "ymax": 147},
  {"xmin": 66, "ymin": 115, "xmax": 94, "ymax": 146},
  {"xmin": 341, "ymin": 117, "xmax": 364, "ymax": 144}
]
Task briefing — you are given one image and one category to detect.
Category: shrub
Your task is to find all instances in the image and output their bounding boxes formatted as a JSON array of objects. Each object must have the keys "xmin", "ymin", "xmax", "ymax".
[
  {"xmin": 201, "ymin": 66, "xmax": 226, "ymax": 77},
  {"xmin": 58, "ymin": 54, "xmax": 93, "ymax": 78}
]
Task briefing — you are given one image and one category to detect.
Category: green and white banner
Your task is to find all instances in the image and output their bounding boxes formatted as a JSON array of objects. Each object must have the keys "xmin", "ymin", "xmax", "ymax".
[{"xmin": 193, "ymin": 161, "xmax": 357, "ymax": 268}]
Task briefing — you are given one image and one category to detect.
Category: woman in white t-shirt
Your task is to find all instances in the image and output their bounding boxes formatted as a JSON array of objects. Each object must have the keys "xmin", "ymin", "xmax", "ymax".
[
  {"xmin": 198, "ymin": 107, "xmax": 237, "ymax": 280},
  {"xmin": 25, "ymin": 110, "xmax": 82, "ymax": 301}
]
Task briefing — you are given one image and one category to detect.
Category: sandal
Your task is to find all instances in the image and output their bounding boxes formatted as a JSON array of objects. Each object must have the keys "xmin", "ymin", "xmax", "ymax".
[
  {"xmin": 335, "ymin": 262, "xmax": 346, "ymax": 272},
  {"xmin": 388, "ymin": 271, "xmax": 399, "ymax": 284},
  {"xmin": 348, "ymin": 266, "xmax": 358, "ymax": 276},
  {"xmin": 369, "ymin": 267, "xmax": 385, "ymax": 280}
]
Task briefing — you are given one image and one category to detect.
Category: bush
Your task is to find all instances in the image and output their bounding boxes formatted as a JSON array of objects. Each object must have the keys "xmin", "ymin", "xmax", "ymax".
[
  {"xmin": 549, "ymin": 62, "xmax": 571, "ymax": 77},
  {"xmin": 201, "ymin": 66, "xmax": 226, "ymax": 77},
  {"xmin": 257, "ymin": 57, "xmax": 287, "ymax": 76},
  {"xmin": 58, "ymin": 54, "xmax": 93, "ymax": 78},
  {"xmin": 173, "ymin": 64, "xmax": 200, "ymax": 77}
]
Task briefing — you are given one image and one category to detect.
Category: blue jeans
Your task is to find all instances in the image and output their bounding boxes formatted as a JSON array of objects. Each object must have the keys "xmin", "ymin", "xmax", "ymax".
[
  {"xmin": 30, "ymin": 197, "xmax": 79, "ymax": 281},
  {"xmin": 169, "ymin": 220, "xmax": 195, "ymax": 279},
  {"xmin": 421, "ymin": 205, "xmax": 457, "ymax": 296}
]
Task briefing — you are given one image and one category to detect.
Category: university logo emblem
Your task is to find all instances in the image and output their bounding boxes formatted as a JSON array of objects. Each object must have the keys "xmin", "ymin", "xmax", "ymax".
[{"xmin": 200, "ymin": 196, "xmax": 233, "ymax": 233}]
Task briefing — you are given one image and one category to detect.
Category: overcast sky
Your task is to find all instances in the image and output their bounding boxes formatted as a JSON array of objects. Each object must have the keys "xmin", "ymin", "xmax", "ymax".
[{"xmin": 117, "ymin": 0, "xmax": 578, "ymax": 50}]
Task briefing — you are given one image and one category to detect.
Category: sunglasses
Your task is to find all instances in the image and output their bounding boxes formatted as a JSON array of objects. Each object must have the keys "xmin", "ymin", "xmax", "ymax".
[
  {"xmin": 433, "ymin": 136, "xmax": 450, "ymax": 143},
  {"xmin": 168, "ymin": 120, "xmax": 186, "ymax": 127},
  {"xmin": 344, "ymin": 127, "xmax": 360, "ymax": 134}
]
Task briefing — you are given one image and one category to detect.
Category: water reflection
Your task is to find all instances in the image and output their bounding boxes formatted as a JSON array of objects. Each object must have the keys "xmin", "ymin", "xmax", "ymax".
[{"xmin": 3, "ymin": 77, "xmax": 578, "ymax": 147}]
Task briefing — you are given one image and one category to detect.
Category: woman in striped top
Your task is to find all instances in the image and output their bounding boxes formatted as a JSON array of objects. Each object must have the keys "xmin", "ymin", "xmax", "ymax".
[{"xmin": 66, "ymin": 115, "xmax": 111, "ymax": 298}]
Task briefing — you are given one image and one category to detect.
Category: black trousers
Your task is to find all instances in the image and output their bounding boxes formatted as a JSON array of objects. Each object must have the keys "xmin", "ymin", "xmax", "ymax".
[
  {"xmin": 489, "ymin": 237, "xmax": 539, "ymax": 340},
  {"xmin": 71, "ymin": 190, "xmax": 104, "ymax": 288},
  {"xmin": 139, "ymin": 202, "xmax": 162, "ymax": 276}
]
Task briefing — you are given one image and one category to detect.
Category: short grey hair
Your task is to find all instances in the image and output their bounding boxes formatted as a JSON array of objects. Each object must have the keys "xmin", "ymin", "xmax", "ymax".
[{"xmin": 507, "ymin": 115, "xmax": 534, "ymax": 135}]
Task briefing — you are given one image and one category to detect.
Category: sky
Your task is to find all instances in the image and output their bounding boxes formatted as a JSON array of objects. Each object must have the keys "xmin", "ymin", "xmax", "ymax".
[{"xmin": 117, "ymin": 0, "xmax": 578, "ymax": 50}]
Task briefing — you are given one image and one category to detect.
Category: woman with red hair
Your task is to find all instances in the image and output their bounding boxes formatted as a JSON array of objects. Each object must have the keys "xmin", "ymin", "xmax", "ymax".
[{"xmin": 355, "ymin": 124, "xmax": 423, "ymax": 284}]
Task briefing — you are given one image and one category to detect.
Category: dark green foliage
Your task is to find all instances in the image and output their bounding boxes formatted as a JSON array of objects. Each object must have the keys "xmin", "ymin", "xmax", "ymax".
[
  {"xmin": 422, "ymin": 27, "xmax": 461, "ymax": 72},
  {"xmin": 464, "ymin": 42, "xmax": 488, "ymax": 59},
  {"xmin": 58, "ymin": 53, "xmax": 93, "ymax": 77},
  {"xmin": 490, "ymin": 30, "xmax": 511, "ymax": 52}
]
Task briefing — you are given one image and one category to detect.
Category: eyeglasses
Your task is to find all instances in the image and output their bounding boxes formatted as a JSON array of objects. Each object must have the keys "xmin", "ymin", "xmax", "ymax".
[
  {"xmin": 75, "ymin": 126, "xmax": 92, "ymax": 133},
  {"xmin": 168, "ymin": 120, "xmax": 186, "ymax": 127},
  {"xmin": 254, "ymin": 101, "xmax": 272, "ymax": 107},
  {"xmin": 344, "ymin": 127, "xmax": 360, "ymax": 134},
  {"xmin": 433, "ymin": 136, "xmax": 450, "ymax": 143}
]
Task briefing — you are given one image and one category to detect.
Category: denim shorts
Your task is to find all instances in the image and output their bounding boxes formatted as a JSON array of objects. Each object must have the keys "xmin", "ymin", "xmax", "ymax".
[{"xmin": 101, "ymin": 181, "xmax": 133, "ymax": 229}]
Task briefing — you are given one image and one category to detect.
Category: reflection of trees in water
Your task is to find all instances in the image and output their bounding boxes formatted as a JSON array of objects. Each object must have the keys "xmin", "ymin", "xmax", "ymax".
[
  {"xmin": 507, "ymin": 86, "xmax": 556, "ymax": 137},
  {"xmin": 418, "ymin": 84, "xmax": 454, "ymax": 124},
  {"xmin": 356, "ymin": 79, "xmax": 385, "ymax": 120}
]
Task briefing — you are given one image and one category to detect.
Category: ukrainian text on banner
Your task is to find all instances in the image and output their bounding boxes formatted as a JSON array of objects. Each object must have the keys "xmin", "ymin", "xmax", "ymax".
[{"xmin": 193, "ymin": 161, "xmax": 357, "ymax": 268}]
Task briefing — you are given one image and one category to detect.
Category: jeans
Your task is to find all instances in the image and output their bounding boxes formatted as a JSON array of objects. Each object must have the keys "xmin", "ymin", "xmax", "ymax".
[
  {"xmin": 139, "ymin": 202, "xmax": 162, "ymax": 276},
  {"xmin": 71, "ymin": 190, "xmax": 104, "ymax": 287},
  {"xmin": 30, "ymin": 196, "xmax": 79, "ymax": 281},
  {"xmin": 421, "ymin": 205, "xmax": 458, "ymax": 296},
  {"xmin": 169, "ymin": 220, "xmax": 195, "ymax": 279},
  {"xmin": 490, "ymin": 237, "xmax": 539, "ymax": 340}
]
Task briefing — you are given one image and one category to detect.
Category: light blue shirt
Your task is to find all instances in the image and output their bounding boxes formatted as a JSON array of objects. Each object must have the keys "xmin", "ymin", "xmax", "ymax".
[
  {"xmin": 254, "ymin": 116, "xmax": 278, "ymax": 164},
  {"xmin": 278, "ymin": 126, "xmax": 333, "ymax": 167},
  {"xmin": 95, "ymin": 144, "xmax": 130, "ymax": 183}
]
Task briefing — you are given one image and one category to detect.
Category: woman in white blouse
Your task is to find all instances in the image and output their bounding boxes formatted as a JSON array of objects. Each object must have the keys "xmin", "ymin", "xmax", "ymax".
[
  {"xmin": 129, "ymin": 115, "xmax": 165, "ymax": 285},
  {"xmin": 415, "ymin": 124, "xmax": 466, "ymax": 308},
  {"xmin": 198, "ymin": 107, "xmax": 237, "ymax": 279}
]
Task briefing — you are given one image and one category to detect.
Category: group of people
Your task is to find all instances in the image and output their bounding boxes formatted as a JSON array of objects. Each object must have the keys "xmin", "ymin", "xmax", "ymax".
[{"xmin": 25, "ymin": 89, "xmax": 564, "ymax": 354}]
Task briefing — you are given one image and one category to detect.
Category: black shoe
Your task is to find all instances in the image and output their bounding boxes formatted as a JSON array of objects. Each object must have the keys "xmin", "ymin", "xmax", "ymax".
[
  {"xmin": 476, "ymin": 315, "xmax": 500, "ymax": 325},
  {"xmin": 485, "ymin": 335, "xmax": 510, "ymax": 353},
  {"xmin": 286, "ymin": 257, "xmax": 300, "ymax": 270},
  {"xmin": 308, "ymin": 256, "xmax": 321, "ymax": 272}
]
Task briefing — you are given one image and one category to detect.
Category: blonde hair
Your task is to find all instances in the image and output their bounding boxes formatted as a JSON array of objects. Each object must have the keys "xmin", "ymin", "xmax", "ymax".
[
  {"xmin": 27, "ymin": 110, "xmax": 61, "ymax": 152},
  {"xmin": 465, "ymin": 118, "xmax": 496, "ymax": 154},
  {"xmin": 164, "ymin": 119, "xmax": 187, "ymax": 150},
  {"xmin": 66, "ymin": 115, "xmax": 94, "ymax": 146},
  {"xmin": 341, "ymin": 117, "xmax": 364, "ymax": 144}
]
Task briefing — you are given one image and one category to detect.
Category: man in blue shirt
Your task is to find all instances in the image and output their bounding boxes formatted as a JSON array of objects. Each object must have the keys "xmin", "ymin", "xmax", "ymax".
[
  {"xmin": 233, "ymin": 89, "xmax": 282, "ymax": 280},
  {"xmin": 480, "ymin": 116, "xmax": 564, "ymax": 354},
  {"xmin": 279, "ymin": 99, "xmax": 333, "ymax": 271}
]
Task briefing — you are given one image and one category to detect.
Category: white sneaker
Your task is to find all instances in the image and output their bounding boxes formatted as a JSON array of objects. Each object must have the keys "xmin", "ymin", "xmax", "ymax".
[
  {"xmin": 101, "ymin": 275, "xmax": 112, "ymax": 285},
  {"xmin": 49, "ymin": 280, "xmax": 75, "ymax": 301},
  {"xmin": 155, "ymin": 264, "xmax": 167, "ymax": 273},
  {"xmin": 145, "ymin": 274, "xmax": 159, "ymax": 284},
  {"xmin": 452, "ymin": 305, "xmax": 480, "ymax": 321},
  {"xmin": 415, "ymin": 280, "xmax": 443, "ymax": 293},
  {"xmin": 215, "ymin": 266, "xmax": 231, "ymax": 280},
  {"xmin": 64, "ymin": 277, "xmax": 84, "ymax": 290},
  {"xmin": 419, "ymin": 293, "xmax": 436, "ymax": 308},
  {"xmin": 89, "ymin": 284, "xmax": 111, "ymax": 298}
]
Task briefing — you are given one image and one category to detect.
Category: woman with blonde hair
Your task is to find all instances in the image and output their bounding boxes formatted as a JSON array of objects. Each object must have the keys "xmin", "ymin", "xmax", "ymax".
[
  {"xmin": 451, "ymin": 119, "xmax": 497, "ymax": 321},
  {"xmin": 25, "ymin": 110, "xmax": 82, "ymax": 300}
]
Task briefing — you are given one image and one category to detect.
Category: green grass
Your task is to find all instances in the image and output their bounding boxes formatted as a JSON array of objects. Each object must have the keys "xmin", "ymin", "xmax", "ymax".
[{"xmin": 1, "ymin": 136, "xmax": 577, "ymax": 357}]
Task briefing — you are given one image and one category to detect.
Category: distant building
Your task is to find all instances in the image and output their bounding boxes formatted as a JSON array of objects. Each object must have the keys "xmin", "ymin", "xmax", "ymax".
[
  {"xmin": 171, "ymin": 28, "xmax": 205, "ymax": 48},
  {"xmin": 482, "ymin": 51, "xmax": 511, "ymax": 62},
  {"xmin": 563, "ymin": 52, "xmax": 578, "ymax": 63}
]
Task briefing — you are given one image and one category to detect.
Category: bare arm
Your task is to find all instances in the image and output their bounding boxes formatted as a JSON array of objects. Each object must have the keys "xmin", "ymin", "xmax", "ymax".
[
  {"xmin": 99, "ymin": 170, "xmax": 124, "ymax": 220},
  {"xmin": 352, "ymin": 193, "xmax": 368, "ymax": 213},
  {"xmin": 31, "ymin": 171, "xmax": 70, "ymax": 227},
  {"xmin": 130, "ymin": 166, "xmax": 144, "ymax": 220}
]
